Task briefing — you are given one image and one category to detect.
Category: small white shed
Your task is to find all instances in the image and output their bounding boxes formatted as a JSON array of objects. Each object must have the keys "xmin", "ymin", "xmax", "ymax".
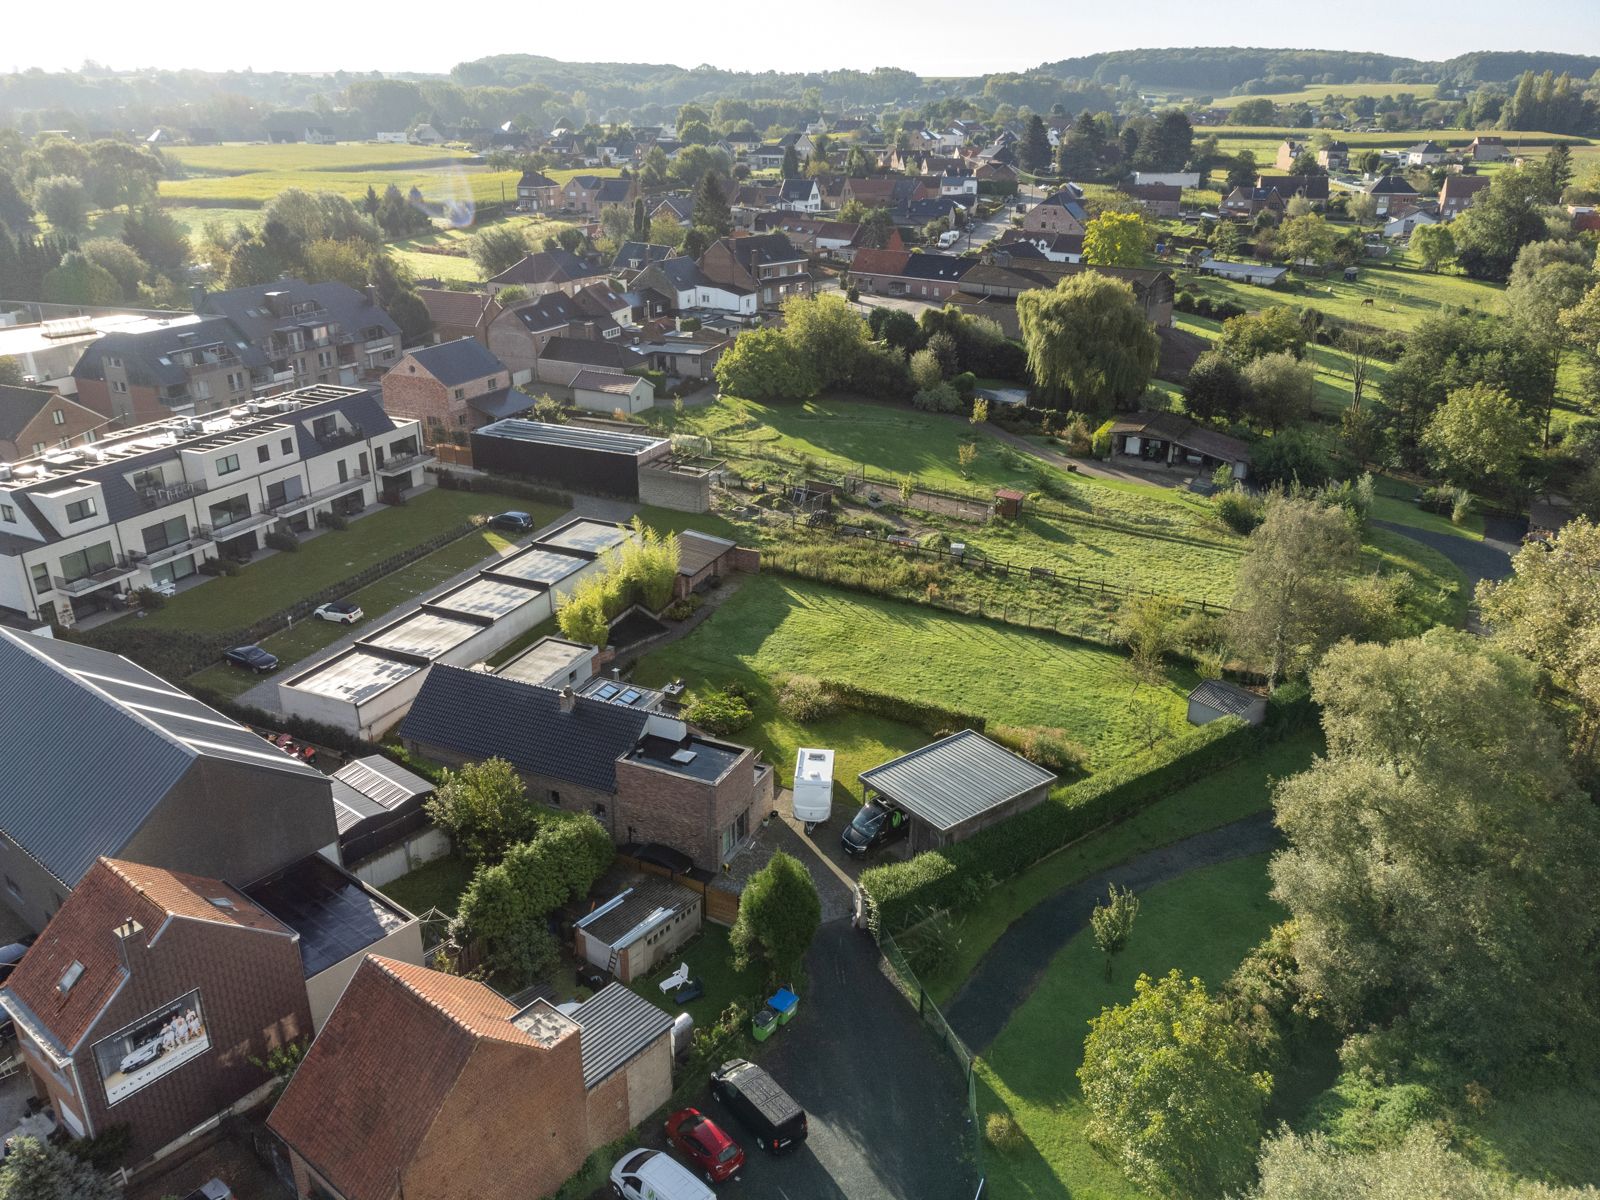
[{"xmin": 792, "ymin": 747, "xmax": 835, "ymax": 825}]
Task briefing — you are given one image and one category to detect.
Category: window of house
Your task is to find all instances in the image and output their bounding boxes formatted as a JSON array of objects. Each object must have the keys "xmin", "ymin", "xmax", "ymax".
[
  {"xmin": 427, "ymin": 415, "xmax": 442, "ymax": 427},
  {"xmin": 142, "ymin": 516, "xmax": 188, "ymax": 554},
  {"xmin": 318, "ymin": 351, "xmax": 334, "ymax": 369},
  {"xmin": 453, "ymin": 388, "xmax": 465, "ymax": 401},
  {"xmin": 58, "ymin": 542, "xmax": 113, "ymax": 583},
  {"xmin": 83, "ymin": 429, "xmax": 96, "ymax": 443},
  {"xmin": 456, "ymin": 414, "xmax": 468, "ymax": 426},
  {"xmin": 209, "ymin": 493, "xmax": 251, "ymax": 528},
  {"xmin": 216, "ymin": 454, "xmax": 240, "ymax": 476},
  {"xmin": 31, "ymin": 442, "xmax": 44, "ymax": 455},
  {"xmin": 281, "ymin": 437, "xmax": 293, "ymax": 454},
  {"xmin": 64, "ymin": 496, "xmax": 98, "ymax": 523},
  {"xmin": 257, "ymin": 444, "xmax": 271, "ymax": 463},
  {"xmin": 487, "ymin": 377, "xmax": 499, "ymax": 389},
  {"xmin": 0, "ymin": 504, "xmax": 13, "ymax": 522},
  {"xmin": 51, "ymin": 409, "xmax": 65, "ymax": 426},
  {"xmin": 550, "ymin": 790, "xmax": 561, "ymax": 806},
  {"xmin": 111, "ymin": 379, "xmax": 128, "ymax": 394},
  {"xmin": 31, "ymin": 563, "xmax": 51, "ymax": 594}
]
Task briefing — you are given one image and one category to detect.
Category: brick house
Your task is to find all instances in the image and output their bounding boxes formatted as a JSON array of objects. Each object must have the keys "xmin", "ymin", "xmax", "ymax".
[
  {"xmin": 0, "ymin": 859, "xmax": 313, "ymax": 1165},
  {"xmin": 515, "ymin": 169, "xmax": 560, "ymax": 212},
  {"xmin": 380, "ymin": 338, "xmax": 525, "ymax": 436},
  {"xmin": 698, "ymin": 234, "xmax": 812, "ymax": 310},
  {"xmin": 560, "ymin": 174, "xmax": 635, "ymax": 218},
  {"xmin": 1220, "ymin": 185, "xmax": 1288, "ymax": 218},
  {"xmin": 1468, "ymin": 135, "xmax": 1511, "ymax": 162},
  {"xmin": 849, "ymin": 249, "xmax": 973, "ymax": 300},
  {"xmin": 485, "ymin": 291, "xmax": 626, "ymax": 375},
  {"xmin": 1119, "ymin": 182, "xmax": 1182, "ymax": 219},
  {"xmin": 1438, "ymin": 173, "xmax": 1491, "ymax": 218},
  {"xmin": 486, "ymin": 250, "xmax": 606, "ymax": 299},
  {"xmin": 71, "ymin": 315, "xmax": 268, "ymax": 423},
  {"xmin": 416, "ymin": 289, "xmax": 501, "ymax": 346},
  {"xmin": 269, "ymin": 956, "xmax": 673, "ymax": 1200},
  {"xmin": 399, "ymin": 667, "xmax": 776, "ymax": 871},
  {"xmin": 0, "ymin": 384, "xmax": 111, "ymax": 462},
  {"xmin": 1254, "ymin": 173, "xmax": 1330, "ymax": 208},
  {"xmin": 1021, "ymin": 187, "xmax": 1089, "ymax": 236},
  {"xmin": 1365, "ymin": 173, "xmax": 1422, "ymax": 216}
]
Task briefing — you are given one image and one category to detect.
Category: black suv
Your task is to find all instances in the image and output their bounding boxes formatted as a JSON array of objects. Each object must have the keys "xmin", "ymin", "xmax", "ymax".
[
  {"xmin": 840, "ymin": 799, "xmax": 910, "ymax": 857},
  {"xmin": 710, "ymin": 1058, "xmax": 808, "ymax": 1154}
]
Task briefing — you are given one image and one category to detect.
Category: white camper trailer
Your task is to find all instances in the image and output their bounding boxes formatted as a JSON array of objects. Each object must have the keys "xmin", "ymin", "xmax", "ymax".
[{"xmin": 792, "ymin": 747, "xmax": 835, "ymax": 828}]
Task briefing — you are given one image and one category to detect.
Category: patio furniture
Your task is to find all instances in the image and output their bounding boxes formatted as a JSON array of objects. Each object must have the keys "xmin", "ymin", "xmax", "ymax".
[{"xmin": 659, "ymin": 962, "xmax": 690, "ymax": 995}]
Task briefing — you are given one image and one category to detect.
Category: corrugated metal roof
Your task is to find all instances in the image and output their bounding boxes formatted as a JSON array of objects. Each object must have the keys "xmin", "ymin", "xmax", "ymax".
[
  {"xmin": 0, "ymin": 630, "xmax": 324, "ymax": 886},
  {"xmin": 333, "ymin": 756, "xmax": 433, "ymax": 811},
  {"xmin": 858, "ymin": 729, "xmax": 1056, "ymax": 833},
  {"xmin": 570, "ymin": 983, "xmax": 673, "ymax": 1088},
  {"xmin": 577, "ymin": 876, "xmax": 698, "ymax": 947},
  {"xmin": 1187, "ymin": 680, "xmax": 1263, "ymax": 719}
]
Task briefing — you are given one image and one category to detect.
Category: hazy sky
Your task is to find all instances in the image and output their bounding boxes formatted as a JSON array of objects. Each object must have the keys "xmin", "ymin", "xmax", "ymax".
[{"xmin": 7, "ymin": 0, "xmax": 1600, "ymax": 76}]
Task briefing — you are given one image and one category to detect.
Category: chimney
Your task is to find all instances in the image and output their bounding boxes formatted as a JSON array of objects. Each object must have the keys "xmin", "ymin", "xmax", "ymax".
[
  {"xmin": 558, "ymin": 685, "xmax": 575, "ymax": 714},
  {"xmin": 364, "ymin": 283, "xmax": 378, "ymax": 305},
  {"xmin": 189, "ymin": 284, "xmax": 206, "ymax": 313}
]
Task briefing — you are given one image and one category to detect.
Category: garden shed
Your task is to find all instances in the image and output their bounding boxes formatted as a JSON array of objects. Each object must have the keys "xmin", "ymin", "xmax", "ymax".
[
  {"xmin": 1186, "ymin": 679, "xmax": 1266, "ymax": 727},
  {"xmin": 573, "ymin": 875, "xmax": 703, "ymax": 983},
  {"xmin": 859, "ymin": 729, "xmax": 1057, "ymax": 853},
  {"xmin": 674, "ymin": 530, "xmax": 738, "ymax": 598}
]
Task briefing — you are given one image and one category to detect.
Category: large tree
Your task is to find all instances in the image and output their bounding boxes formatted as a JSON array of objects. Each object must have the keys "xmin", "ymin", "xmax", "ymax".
[
  {"xmin": 1021, "ymin": 114, "xmax": 1051, "ymax": 174},
  {"xmin": 1477, "ymin": 517, "xmax": 1600, "ymax": 766},
  {"xmin": 1184, "ymin": 350, "xmax": 1249, "ymax": 423},
  {"xmin": 0, "ymin": 1136, "xmax": 118, "ymax": 1200},
  {"xmin": 1421, "ymin": 382, "xmax": 1537, "ymax": 493},
  {"xmin": 1275, "ymin": 213, "xmax": 1339, "ymax": 269},
  {"xmin": 730, "ymin": 851, "xmax": 820, "ymax": 983},
  {"xmin": 120, "ymin": 206, "xmax": 190, "ymax": 279},
  {"xmin": 1078, "ymin": 970, "xmax": 1270, "ymax": 1200},
  {"xmin": 1241, "ymin": 352, "xmax": 1315, "ymax": 432},
  {"xmin": 1017, "ymin": 272, "xmax": 1158, "ymax": 411},
  {"xmin": 713, "ymin": 327, "xmax": 819, "ymax": 401},
  {"xmin": 426, "ymin": 757, "xmax": 542, "ymax": 864},
  {"xmin": 779, "ymin": 293, "xmax": 868, "ymax": 389},
  {"xmin": 33, "ymin": 175, "xmax": 88, "ymax": 236},
  {"xmin": 1270, "ymin": 630, "xmax": 1600, "ymax": 1072},
  {"xmin": 691, "ymin": 170, "xmax": 733, "ymax": 236},
  {"xmin": 1450, "ymin": 165, "xmax": 1555, "ymax": 282},
  {"xmin": 1225, "ymin": 495, "xmax": 1360, "ymax": 688},
  {"xmin": 1082, "ymin": 211, "xmax": 1150, "ymax": 267},
  {"xmin": 467, "ymin": 224, "xmax": 529, "ymax": 278},
  {"xmin": 1217, "ymin": 306, "xmax": 1307, "ymax": 365}
]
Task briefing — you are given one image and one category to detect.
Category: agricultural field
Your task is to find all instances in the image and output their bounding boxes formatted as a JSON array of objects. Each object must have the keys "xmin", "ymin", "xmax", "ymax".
[
  {"xmin": 1205, "ymin": 83, "xmax": 1439, "ymax": 109},
  {"xmin": 387, "ymin": 213, "xmax": 579, "ymax": 284},
  {"xmin": 1206, "ymin": 126, "xmax": 1590, "ymax": 152},
  {"xmin": 632, "ymin": 572, "xmax": 1199, "ymax": 777}
]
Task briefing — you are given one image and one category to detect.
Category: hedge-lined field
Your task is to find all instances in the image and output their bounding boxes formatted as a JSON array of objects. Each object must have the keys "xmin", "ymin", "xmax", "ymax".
[
  {"xmin": 165, "ymin": 143, "xmax": 480, "ymax": 173},
  {"xmin": 1206, "ymin": 83, "xmax": 1440, "ymax": 109}
]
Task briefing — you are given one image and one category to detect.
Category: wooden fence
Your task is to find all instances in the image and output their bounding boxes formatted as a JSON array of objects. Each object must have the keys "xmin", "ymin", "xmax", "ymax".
[{"xmin": 615, "ymin": 852, "xmax": 741, "ymax": 926}]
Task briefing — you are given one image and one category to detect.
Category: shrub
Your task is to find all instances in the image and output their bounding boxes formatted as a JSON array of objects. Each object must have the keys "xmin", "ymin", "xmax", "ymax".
[
  {"xmin": 317, "ymin": 510, "xmax": 348, "ymax": 531},
  {"xmin": 912, "ymin": 382, "xmax": 962, "ymax": 413},
  {"xmin": 264, "ymin": 530, "xmax": 300, "ymax": 553},
  {"xmin": 991, "ymin": 725, "xmax": 1091, "ymax": 776},
  {"xmin": 1449, "ymin": 487, "xmax": 1473, "ymax": 525},
  {"xmin": 952, "ymin": 371, "xmax": 978, "ymax": 400},
  {"xmin": 662, "ymin": 595, "xmax": 702, "ymax": 621},
  {"xmin": 1214, "ymin": 486, "xmax": 1265, "ymax": 534},
  {"xmin": 198, "ymin": 556, "xmax": 240, "ymax": 577},
  {"xmin": 985, "ymin": 1113, "xmax": 1027, "ymax": 1154},
  {"xmin": 132, "ymin": 586, "xmax": 166, "ymax": 611},
  {"xmin": 1091, "ymin": 419, "xmax": 1115, "ymax": 459},
  {"xmin": 685, "ymin": 685, "xmax": 754, "ymax": 735},
  {"xmin": 777, "ymin": 674, "xmax": 837, "ymax": 722}
]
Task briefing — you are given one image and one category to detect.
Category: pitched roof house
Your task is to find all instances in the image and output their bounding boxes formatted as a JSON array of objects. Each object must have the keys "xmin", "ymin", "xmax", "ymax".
[
  {"xmin": 269, "ymin": 957, "xmax": 672, "ymax": 1200},
  {"xmin": 0, "ymin": 384, "xmax": 111, "ymax": 463},
  {"xmin": 1020, "ymin": 189, "xmax": 1090, "ymax": 236},
  {"xmin": 416, "ymin": 288, "xmax": 502, "ymax": 347},
  {"xmin": 487, "ymin": 250, "xmax": 606, "ymax": 299},
  {"xmin": 699, "ymin": 234, "xmax": 812, "ymax": 310},
  {"xmin": 380, "ymin": 338, "xmax": 519, "ymax": 434},
  {"xmin": 1438, "ymin": 173, "xmax": 1491, "ymax": 218},
  {"xmin": 0, "ymin": 858, "xmax": 313, "ymax": 1162},
  {"xmin": 515, "ymin": 170, "xmax": 560, "ymax": 212}
]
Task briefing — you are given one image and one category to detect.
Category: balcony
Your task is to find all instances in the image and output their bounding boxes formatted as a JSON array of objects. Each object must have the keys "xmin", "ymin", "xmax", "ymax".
[
  {"xmin": 313, "ymin": 424, "xmax": 364, "ymax": 451},
  {"xmin": 379, "ymin": 449, "xmax": 435, "ymax": 475},
  {"xmin": 268, "ymin": 477, "xmax": 369, "ymax": 517},
  {"xmin": 209, "ymin": 507, "xmax": 281, "ymax": 540},
  {"xmin": 131, "ymin": 528, "xmax": 215, "ymax": 568},
  {"xmin": 54, "ymin": 556, "xmax": 138, "ymax": 596},
  {"xmin": 139, "ymin": 479, "xmax": 209, "ymax": 509}
]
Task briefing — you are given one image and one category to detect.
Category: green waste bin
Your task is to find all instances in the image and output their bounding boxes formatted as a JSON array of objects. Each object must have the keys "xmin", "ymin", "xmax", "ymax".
[{"xmin": 752, "ymin": 1007, "xmax": 778, "ymax": 1042}]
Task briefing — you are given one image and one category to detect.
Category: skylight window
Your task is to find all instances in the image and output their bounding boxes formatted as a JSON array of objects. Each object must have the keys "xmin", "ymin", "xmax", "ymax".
[
  {"xmin": 58, "ymin": 961, "xmax": 84, "ymax": 994},
  {"xmin": 207, "ymin": 896, "xmax": 235, "ymax": 910}
]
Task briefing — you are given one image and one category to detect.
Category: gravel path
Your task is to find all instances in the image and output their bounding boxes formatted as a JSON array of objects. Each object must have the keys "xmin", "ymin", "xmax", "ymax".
[{"xmin": 945, "ymin": 812, "xmax": 1281, "ymax": 1053}]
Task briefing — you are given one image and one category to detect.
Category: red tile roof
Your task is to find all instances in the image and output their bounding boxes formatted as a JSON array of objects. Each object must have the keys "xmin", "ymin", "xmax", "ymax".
[
  {"xmin": 850, "ymin": 248, "xmax": 912, "ymax": 277},
  {"xmin": 2, "ymin": 858, "xmax": 290, "ymax": 1052},
  {"xmin": 268, "ymin": 957, "xmax": 576, "ymax": 1200}
]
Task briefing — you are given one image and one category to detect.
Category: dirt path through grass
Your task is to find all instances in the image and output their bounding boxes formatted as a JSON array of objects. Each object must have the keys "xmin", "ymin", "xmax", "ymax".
[{"xmin": 945, "ymin": 811, "xmax": 1279, "ymax": 1052}]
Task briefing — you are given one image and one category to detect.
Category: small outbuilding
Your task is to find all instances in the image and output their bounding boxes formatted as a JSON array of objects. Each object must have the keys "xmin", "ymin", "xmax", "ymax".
[
  {"xmin": 994, "ymin": 488, "xmax": 1026, "ymax": 519},
  {"xmin": 571, "ymin": 369, "xmax": 655, "ymax": 415},
  {"xmin": 1186, "ymin": 680, "xmax": 1267, "ymax": 727},
  {"xmin": 674, "ymin": 530, "xmax": 738, "ymax": 598},
  {"xmin": 859, "ymin": 729, "xmax": 1057, "ymax": 852},
  {"xmin": 330, "ymin": 754, "xmax": 437, "ymax": 863},
  {"xmin": 573, "ymin": 876, "xmax": 703, "ymax": 983}
]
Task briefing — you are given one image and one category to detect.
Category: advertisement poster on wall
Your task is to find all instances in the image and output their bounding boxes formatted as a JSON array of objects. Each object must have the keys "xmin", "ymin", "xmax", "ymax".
[{"xmin": 90, "ymin": 989, "xmax": 209, "ymax": 1106}]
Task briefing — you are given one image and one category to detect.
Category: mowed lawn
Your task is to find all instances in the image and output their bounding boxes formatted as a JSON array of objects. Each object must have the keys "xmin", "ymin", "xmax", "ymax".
[
  {"xmin": 633, "ymin": 573, "xmax": 1196, "ymax": 773},
  {"xmin": 185, "ymin": 513, "xmax": 549, "ymax": 699},
  {"xmin": 924, "ymin": 733, "xmax": 1318, "ymax": 1004},
  {"xmin": 141, "ymin": 488, "xmax": 559, "ymax": 633},
  {"xmin": 978, "ymin": 853, "xmax": 1285, "ymax": 1200}
]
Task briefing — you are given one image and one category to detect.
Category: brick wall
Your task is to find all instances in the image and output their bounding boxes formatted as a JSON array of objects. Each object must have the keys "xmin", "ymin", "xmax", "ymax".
[
  {"xmin": 62, "ymin": 918, "xmax": 311, "ymax": 1165},
  {"xmin": 621, "ymin": 1034, "xmax": 672, "ymax": 1134},
  {"xmin": 729, "ymin": 547, "xmax": 761, "ymax": 574},
  {"xmin": 638, "ymin": 466, "xmax": 711, "ymax": 513},
  {"xmin": 584, "ymin": 1064, "xmax": 631, "ymax": 1147},
  {"xmin": 613, "ymin": 746, "xmax": 764, "ymax": 871}
]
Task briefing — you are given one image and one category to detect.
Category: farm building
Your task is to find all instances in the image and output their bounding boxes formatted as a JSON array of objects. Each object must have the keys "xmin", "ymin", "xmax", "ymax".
[
  {"xmin": 470, "ymin": 419, "xmax": 669, "ymax": 499},
  {"xmin": 277, "ymin": 520, "xmax": 635, "ymax": 738},
  {"xmin": 574, "ymin": 876, "xmax": 704, "ymax": 983},
  {"xmin": 1109, "ymin": 411, "xmax": 1251, "ymax": 479},
  {"xmin": 1186, "ymin": 680, "xmax": 1266, "ymax": 727},
  {"xmin": 1198, "ymin": 259, "xmax": 1288, "ymax": 286},
  {"xmin": 859, "ymin": 730, "xmax": 1056, "ymax": 853}
]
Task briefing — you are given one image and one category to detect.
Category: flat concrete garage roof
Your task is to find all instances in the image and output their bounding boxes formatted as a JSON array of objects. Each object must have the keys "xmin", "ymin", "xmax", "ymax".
[
  {"xmin": 489, "ymin": 546, "xmax": 589, "ymax": 585},
  {"xmin": 432, "ymin": 576, "xmax": 542, "ymax": 620},
  {"xmin": 363, "ymin": 611, "xmax": 483, "ymax": 660},
  {"xmin": 289, "ymin": 650, "xmax": 422, "ymax": 703},
  {"xmin": 540, "ymin": 518, "xmax": 633, "ymax": 555}
]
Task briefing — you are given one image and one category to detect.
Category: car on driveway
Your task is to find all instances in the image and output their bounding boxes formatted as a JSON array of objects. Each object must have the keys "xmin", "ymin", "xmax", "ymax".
[
  {"xmin": 224, "ymin": 645, "xmax": 279, "ymax": 674},
  {"xmin": 313, "ymin": 600, "xmax": 364, "ymax": 624},
  {"xmin": 840, "ymin": 799, "xmax": 910, "ymax": 857},
  {"xmin": 710, "ymin": 1058, "xmax": 807, "ymax": 1154},
  {"xmin": 488, "ymin": 511, "xmax": 534, "ymax": 533},
  {"xmin": 666, "ymin": 1107, "xmax": 744, "ymax": 1183},
  {"xmin": 609, "ymin": 1148, "xmax": 715, "ymax": 1200}
]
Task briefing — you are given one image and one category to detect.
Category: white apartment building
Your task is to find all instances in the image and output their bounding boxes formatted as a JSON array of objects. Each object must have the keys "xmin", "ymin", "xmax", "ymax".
[{"xmin": 0, "ymin": 385, "xmax": 430, "ymax": 627}]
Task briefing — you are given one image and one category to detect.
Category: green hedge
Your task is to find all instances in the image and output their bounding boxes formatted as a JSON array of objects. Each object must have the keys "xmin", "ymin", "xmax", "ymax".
[
  {"xmin": 860, "ymin": 682, "xmax": 1314, "ymax": 933},
  {"xmin": 814, "ymin": 677, "xmax": 986, "ymax": 736}
]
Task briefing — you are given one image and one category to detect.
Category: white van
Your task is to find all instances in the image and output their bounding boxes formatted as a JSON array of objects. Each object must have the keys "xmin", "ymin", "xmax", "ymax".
[
  {"xmin": 937, "ymin": 229, "xmax": 961, "ymax": 249},
  {"xmin": 609, "ymin": 1148, "xmax": 716, "ymax": 1200}
]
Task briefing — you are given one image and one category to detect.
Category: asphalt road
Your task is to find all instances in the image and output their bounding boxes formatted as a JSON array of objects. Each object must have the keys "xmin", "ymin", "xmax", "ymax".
[
  {"xmin": 590, "ymin": 927, "xmax": 978, "ymax": 1200},
  {"xmin": 1370, "ymin": 514, "xmax": 1523, "ymax": 591},
  {"xmin": 945, "ymin": 813, "xmax": 1281, "ymax": 1053}
]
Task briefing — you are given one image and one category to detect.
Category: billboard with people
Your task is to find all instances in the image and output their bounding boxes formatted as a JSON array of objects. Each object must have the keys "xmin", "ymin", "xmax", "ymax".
[{"xmin": 90, "ymin": 990, "xmax": 209, "ymax": 1105}]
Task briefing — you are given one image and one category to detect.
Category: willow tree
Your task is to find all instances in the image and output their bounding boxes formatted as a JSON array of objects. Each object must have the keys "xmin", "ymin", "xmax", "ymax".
[{"xmin": 1017, "ymin": 272, "xmax": 1159, "ymax": 411}]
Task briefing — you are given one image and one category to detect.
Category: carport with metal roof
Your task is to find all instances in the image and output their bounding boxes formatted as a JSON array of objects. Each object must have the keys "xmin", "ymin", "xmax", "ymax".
[{"xmin": 858, "ymin": 729, "xmax": 1057, "ymax": 853}]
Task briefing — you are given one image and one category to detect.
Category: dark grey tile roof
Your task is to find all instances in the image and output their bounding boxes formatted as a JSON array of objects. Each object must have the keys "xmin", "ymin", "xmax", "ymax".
[
  {"xmin": 0, "ymin": 385, "xmax": 62, "ymax": 442},
  {"xmin": 539, "ymin": 337, "xmax": 641, "ymax": 371},
  {"xmin": 200, "ymin": 279, "xmax": 399, "ymax": 344},
  {"xmin": 901, "ymin": 253, "xmax": 975, "ymax": 282},
  {"xmin": 0, "ymin": 630, "xmax": 324, "ymax": 886},
  {"xmin": 399, "ymin": 665, "xmax": 649, "ymax": 793},
  {"xmin": 517, "ymin": 170, "xmax": 558, "ymax": 189},
  {"xmin": 779, "ymin": 179, "xmax": 816, "ymax": 201},
  {"xmin": 490, "ymin": 250, "xmax": 600, "ymax": 288},
  {"xmin": 468, "ymin": 386, "xmax": 539, "ymax": 421},
  {"xmin": 611, "ymin": 242, "xmax": 673, "ymax": 271},
  {"xmin": 511, "ymin": 292, "xmax": 619, "ymax": 337},
  {"xmin": 1188, "ymin": 680, "xmax": 1263, "ymax": 719},
  {"xmin": 404, "ymin": 338, "xmax": 506, "ymax": 387},
  {"xmin": 569, "ymin": 983, "xmax": 673, "ymax": 1088},
  {"xmin": 71, "ymin": 316, "xmax": 263, "ymax": 388},
  {"xmin": 859, "ymin": 729, "xmax": 1056, "ymax": 833},
  {"xmin": 647, "ymin": 257, "xmax": 713, "ymax": 291}
]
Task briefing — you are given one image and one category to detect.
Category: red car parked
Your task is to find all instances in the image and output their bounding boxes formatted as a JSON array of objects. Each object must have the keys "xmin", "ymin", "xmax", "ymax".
[{"xmin": 665, "ymin": 1107, "xmax": 745, "ymax": 1183}]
